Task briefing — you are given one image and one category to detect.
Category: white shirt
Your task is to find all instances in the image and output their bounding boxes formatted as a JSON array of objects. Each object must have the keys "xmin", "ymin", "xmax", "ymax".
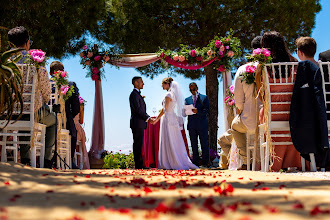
[{"xmin": 234, "ymin": 62, "xmax": 259, "ymax": 131}]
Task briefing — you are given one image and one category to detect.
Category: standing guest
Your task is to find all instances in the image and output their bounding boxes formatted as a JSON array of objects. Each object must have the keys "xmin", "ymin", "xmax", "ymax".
[
  {"xmin": 129, "ymin": 77, "xmax": 154, "ymax": 169},
  {"xmin": 184, "ymin": 82, "xmax": 210, "ymax": 167},
  {"xmin": 290, "ymin": 37, "xmax": 330, "ymax": 169},
  {"xmin": 7, "ymin": 26, "xmax": 55, "ymax": 168},
  {"xmin": 49, "ymin": 61, "xmax": 81, "ymax": 169}
]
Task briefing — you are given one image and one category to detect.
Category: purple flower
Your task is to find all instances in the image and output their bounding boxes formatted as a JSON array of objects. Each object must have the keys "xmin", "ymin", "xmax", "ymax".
[
  {"xmin": 83, "ymin": 45, "xmax": 88, "ymax": 50},
  {"xmin": 218, "ymin": 65, "xmax": 225, "ymax": 72},
  {"xmin": 190, "ymin": 50, "xmax": 196, "ymax": 57},
  {"xmin": 94, "ymin": 55, "xmax": 102, "ymax": 61},
  {"xmin": 29, "ymin": 49, "xmax": 45, "ymax": 63},
  {"xmin": 92, "ymin": 67, "xmax": 99, "ymax": 74},
  {"xmin": 215, "ymin": 40, "xmax": 221, "ymax": 48},
  {"xmin": 92, "ymin": 74, "xmax": 99, "ymax": 81},
  {"xmin": 225, "ymin": 46, "xmax": 230, "ymax": 50},
  {"xmin": 218, "ymin": 51, "xmax": 224, "ymax": 56},
  {"xmin": 79, "ymin": 96, "xmax": 84, "ymax": 104},
  {"xmin": 262, "ymin": 48, "xmax": 271, "ymax": 57}
]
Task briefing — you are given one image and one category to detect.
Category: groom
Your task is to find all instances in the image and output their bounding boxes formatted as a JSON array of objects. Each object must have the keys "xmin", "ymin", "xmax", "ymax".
[
  {"xmin": 185, "ymin": 82, "xmax": 210, "ymax": 167},
  {"xmin": 129, "ymin": 76, "xmax": 153, "ymax": 169}
]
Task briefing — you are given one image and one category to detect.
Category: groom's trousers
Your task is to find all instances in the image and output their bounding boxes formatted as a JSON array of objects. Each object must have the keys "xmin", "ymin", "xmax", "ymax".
[{"xmin": 131, "ymin": 128, "xmax": 144, "ymax": 169}]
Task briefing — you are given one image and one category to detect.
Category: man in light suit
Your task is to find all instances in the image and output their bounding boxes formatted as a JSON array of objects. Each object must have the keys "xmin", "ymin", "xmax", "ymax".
[
  {"xmin": 129, "ymin": 76, "xmax": 153, "ymax": 169},
  {"xmin": 185, "ymin": 82, "xmax": 210, "ymax": 167}
]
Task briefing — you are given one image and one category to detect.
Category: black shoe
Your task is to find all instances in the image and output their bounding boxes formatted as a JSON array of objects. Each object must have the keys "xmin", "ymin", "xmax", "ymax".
[
  {"xmin": 44, "ymin": 159, "xmax": 53, "ymax": 169},
  {"xmin": 21, "ymin": 158, "xmax": 31, "ymax": 166}
]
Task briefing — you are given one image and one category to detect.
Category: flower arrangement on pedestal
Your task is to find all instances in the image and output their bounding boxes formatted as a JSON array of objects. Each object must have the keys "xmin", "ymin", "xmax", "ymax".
[
  {"xmin": 157, "ymin": 30, "xmax": 242, "ymax": 73},
  {"xmin": 224, "ymin": 85, "xmax": 236, "ymax": 109}
]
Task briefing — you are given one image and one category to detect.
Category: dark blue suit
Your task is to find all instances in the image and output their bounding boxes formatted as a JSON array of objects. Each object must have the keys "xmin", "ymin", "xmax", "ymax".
[
  {"xmin": 290, "ymin": 60, "xmax": 330, "ymax": 168},
  {"xmin": 129, "ymin": 89, "xmax": 150, "ymax": 168},
  {"xmin": 185, "ymin": 93, "xmax": 210, "ymax": 166}
]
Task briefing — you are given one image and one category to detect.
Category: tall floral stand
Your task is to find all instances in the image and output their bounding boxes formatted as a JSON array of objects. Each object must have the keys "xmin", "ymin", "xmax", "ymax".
[{"xmin": 88, "ymin": 80, "xmax": 105, "ymax": 169}]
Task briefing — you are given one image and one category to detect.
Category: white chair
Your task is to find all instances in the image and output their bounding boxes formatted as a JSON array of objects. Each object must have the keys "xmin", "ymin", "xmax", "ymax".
[
  {"xmin": 259, "ymin": 62, "xmax": 317, "ymax": 172},
  {"xmin": 0, "ymin": 65, "xmax": 46, "ymax": 168},
  {"xmin": 74, "ymin": 140, "xmax": 83, "ymax": 169},
  {"xmin": 246, "ymin": 131, "xmax": 256, "ymax": 171},
  {"xmin": 57, "ymin": 129, "xmax": 71, "ymax": 169},
  {"xmin": 318, "ymin": 61, "xmax": 330, "ymax": 172}
]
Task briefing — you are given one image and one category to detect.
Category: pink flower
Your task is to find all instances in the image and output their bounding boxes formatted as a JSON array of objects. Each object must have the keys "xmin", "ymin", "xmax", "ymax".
[
  {"xmin": 60, "ymin": 85, "xmax": 69, "ymax": 95},
  {"xmin": 252, "ymin": 48, "xmax": 262, "ymax": 55},
  {"xmin": 220, "ymin": 45, "xmax": 225, "ymax": 52},
  {"xmin": 229, "ymin": 85, "xmax": 235, "ymax": 94},
  {"xmin": 228, "ymin": 99, "xmax": 235, "ymax": 106},
  {"xmin": 227, "ymin": 51, "xmax": 234, "ymax": 57},
  {"xmin": 224, "ymin": 96, "xmax": 230, "ymax": 102},
  {"xmin": 85, "ymin": 60, "xmax": 91, "ymax": 66},
  {"xmin": 218, "ymin": 65, "xmax": 225, "ymax": 72},
  {"xmin": 246, "ymin": 65, "xmax": 257, "ymax": 73},
  {"xmin": 92, "ymin": 67, "xmax": 99, "ymax": 74},
  {"xmin": 29, "ymin": 49, "xmax": 45, "ymax": 63},
  {"xmin": 226, "ymin": 38, "xmax": 231, "ymax": 42},
  {"xmin": 60, "ymin": 71, "xmax": 67, "ymax": 78},
  {"xmin": 79, "ymin": 97, "xmax": 84, "ymax": 104},
  {"xmin": 190, "ymin": 50, "xmax": 196, "ymax": 57},
  {"xmin": 218, "ymin": 51, "xmax": 224, "ymax": 56},
  {"xmin": 179, "ymin": 55, "xmax": 185, "ymax": 62},
  {"xmin": 83, "ymin": 45, "xmax": 88, "ymax": 50},
  {"xmin": 87, "ymin": 52, "xmax": 93, "ymax": 58},
  {"xmin": 94, "ymin": 55, "xmax": 101, "ymax": 61},
  {"xmin": 92, "ymin": 74, "xmax": 99, "ymax": 81},
  {"xmin": 160, "ymin": 52, "xmax": 165, "ymax": 58},
  {"xmin": 225, "ymin": 46, "xmax": 230, "ymax": 50},
  {"xmin": 207, "ymin": 50, "xmax": 213, "ymax": 57},
  {"xmin": 80, "ymin": 52, "xmax": 85, "ymax": 58},
  {"xmin": 104, "ymin": 56, "xmax": 110, "ymax": 62},
  {"xmin": 215, "ymin": 40, "xmax": 221, "ymax": 48},
  {"xmin": 173, "ymin": 54, "xmax": 179, "ymax": 61},
  {"xmin": 262, "ymin": 48, "xmax": 271, "ymax": 57}
]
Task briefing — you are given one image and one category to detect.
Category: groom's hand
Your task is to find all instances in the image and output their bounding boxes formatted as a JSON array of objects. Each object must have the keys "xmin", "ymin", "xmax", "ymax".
[{"xmin": 192, "ymin": 108, "xmax": 198, "ymax": 114}]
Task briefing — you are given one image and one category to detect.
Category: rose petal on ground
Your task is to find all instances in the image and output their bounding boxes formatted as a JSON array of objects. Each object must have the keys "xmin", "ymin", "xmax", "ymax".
[
  {"xmin": 97, "ymin": 206, "xmax": 106, "ymax": 212},
  {"xmin": 292, "ymin": 203, "xmax": 304, "ymax": 209},
  {"xmin": 4, "ymin": 182, "xmax": 10, "ymax": 185}
]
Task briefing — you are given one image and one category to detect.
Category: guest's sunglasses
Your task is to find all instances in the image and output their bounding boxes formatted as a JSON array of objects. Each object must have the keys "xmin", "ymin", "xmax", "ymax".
[{"xmin": 190, "ymin": 88, "xmax": 197, "ymax": 92}]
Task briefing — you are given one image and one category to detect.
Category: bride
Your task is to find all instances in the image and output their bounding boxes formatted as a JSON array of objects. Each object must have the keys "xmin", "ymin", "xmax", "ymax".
[{"xmin": 151, "ymin": 77, "xmax": 198, "ymax": 170}]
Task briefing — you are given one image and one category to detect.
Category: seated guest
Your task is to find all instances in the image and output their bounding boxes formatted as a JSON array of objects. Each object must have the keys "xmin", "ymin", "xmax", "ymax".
[
  {"xmin": 49, "ymin": 61, "xmax": 81, "ymax": 169},
  {"xmin": 8, "ymin": 26, "xmax": 56, "ymax": 168},
  {"xmin": 74, "ymin": 103, "xmax": 90, "ymax": 169},
  {"xmin": 290, "ymin": 37, "xmax": 330, "ymax": 169},
  {"xmin": 218, "ymin": 36, "xmax": 262, "ymax": 170},
  {"xmin": 258, "ymin": 31, "xmax": 300, "ymax": 171}
]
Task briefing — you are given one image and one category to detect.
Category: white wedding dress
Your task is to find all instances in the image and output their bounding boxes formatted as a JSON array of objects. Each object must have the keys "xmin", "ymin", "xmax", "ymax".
[{"xmin": 158, "ymin": 82, "xmax": 198, "ymax": 170}]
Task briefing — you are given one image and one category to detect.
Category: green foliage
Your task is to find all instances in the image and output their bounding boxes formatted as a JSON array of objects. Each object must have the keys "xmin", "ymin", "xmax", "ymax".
[
  {"xmin": 0, "ymin": 48, "xmax": 24, "ymax": 128},
  {"xmin": 63, "ymin": 85, "xmax": 75, "ymax": 101},
  {"xmin": 0, "ymin": 0, "xmax": 108, "ymax": 57},
  {"xmin": 103, "ymin": 151, "xmax": 135, "ymax": 169}
]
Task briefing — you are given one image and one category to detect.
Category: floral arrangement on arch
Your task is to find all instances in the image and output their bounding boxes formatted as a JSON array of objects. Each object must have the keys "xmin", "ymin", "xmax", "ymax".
[
  {"xmin": 51, "ymin": 70, "xmax": 74, "ymax": 101},
  {"xmin": 224, "ymin": 85, "xmax": 235, "ymax": 108},
  {"xmin": 80, "ymin": 44, "xmax": 118, "ymax": 81},
  {"xmin": 241, "ymin": 48, "xmax": 272, "ymax": 84},
  {"xmin": 157, "ymin": 29, "xmax": 242, "ymax": 73}
]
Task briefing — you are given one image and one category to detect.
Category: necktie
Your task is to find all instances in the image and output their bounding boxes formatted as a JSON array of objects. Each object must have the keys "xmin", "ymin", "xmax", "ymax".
[{"xmin": 193, "ymin": 95, "xmax": 197, "ymax": 107}]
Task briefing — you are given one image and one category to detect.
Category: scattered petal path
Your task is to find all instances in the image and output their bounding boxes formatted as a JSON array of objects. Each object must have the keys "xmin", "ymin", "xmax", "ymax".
[{"xmin": 0, "ymin": 162, "xmax": 329, "ymax": 219}]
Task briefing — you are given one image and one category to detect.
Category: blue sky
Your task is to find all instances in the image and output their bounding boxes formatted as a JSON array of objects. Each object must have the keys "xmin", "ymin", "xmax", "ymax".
[{"xmin": 46, "ymin": 0, "xmax": 330, "ymax": 154}]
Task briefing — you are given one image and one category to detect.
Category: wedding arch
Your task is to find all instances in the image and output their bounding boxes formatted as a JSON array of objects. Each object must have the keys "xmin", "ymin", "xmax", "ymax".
[{"xmin": 80, "ymin": 31, "xmax": 242, "ymax": 162}]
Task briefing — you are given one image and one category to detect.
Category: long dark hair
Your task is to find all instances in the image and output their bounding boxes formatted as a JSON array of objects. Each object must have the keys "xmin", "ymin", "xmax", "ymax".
[{"xmin": 261, "ymin": 31, "xmax": 297, "ymax": 78}]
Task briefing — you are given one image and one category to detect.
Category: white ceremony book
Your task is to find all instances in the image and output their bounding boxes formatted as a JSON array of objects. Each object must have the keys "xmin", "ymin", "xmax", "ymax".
[{"xmin": 184, "ymin": 104, "xmax": 197, "ymax": 115}]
